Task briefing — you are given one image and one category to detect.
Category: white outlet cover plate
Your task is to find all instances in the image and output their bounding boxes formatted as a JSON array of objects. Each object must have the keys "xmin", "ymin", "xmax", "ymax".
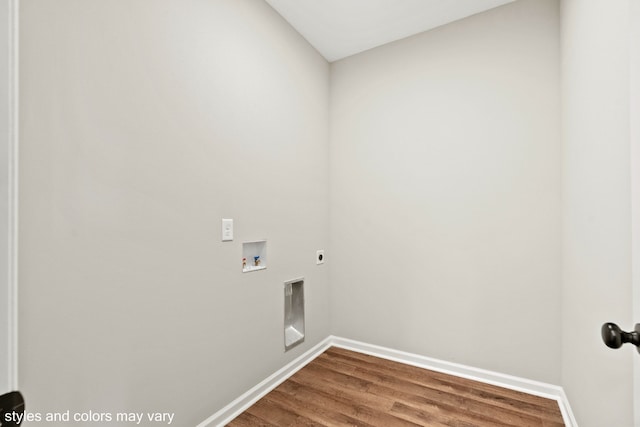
[{"xmin": 316, "ymin": 250, "xmax": 325, "ymax": 265}]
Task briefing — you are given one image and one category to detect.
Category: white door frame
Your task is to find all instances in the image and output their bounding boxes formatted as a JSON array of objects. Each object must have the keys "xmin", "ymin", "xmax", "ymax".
[
  {"xmin": 631, "ymin": 0, "xmax": 640, "ymax": 425},
  {"xmin": 0, "ymin": 0, "xmax": 18, "ymax": 395}
]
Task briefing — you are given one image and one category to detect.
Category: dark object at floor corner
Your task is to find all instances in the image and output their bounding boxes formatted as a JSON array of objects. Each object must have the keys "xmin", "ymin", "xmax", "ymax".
[{"xmin": 0, "ymin": 391, "xmax": 25, "ymax": 426}]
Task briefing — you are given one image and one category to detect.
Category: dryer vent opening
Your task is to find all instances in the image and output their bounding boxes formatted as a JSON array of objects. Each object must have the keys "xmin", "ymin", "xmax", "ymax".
[{"xmin": 284, "ymin": 278, "xmax": 304, "ymax": 351}]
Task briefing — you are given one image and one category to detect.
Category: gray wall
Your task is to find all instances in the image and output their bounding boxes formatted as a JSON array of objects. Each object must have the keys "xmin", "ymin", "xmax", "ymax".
[
  {"xmin": 18, "ymin": 0, "xmax": 639, "ymax": 425},
  {"xmin": 561, "ymin": 1, "xmax": 634, "ymax": 426},
  {"xmin": 329, "ymin": 0, "xmax": 562, "ymax": 384},
  {"xmin": 18, "ymin": 0, "xmax": 330, "ymax": 425}
]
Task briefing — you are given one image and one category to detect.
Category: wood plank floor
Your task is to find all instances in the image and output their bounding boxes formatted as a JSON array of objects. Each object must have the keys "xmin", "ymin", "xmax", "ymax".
[{"xmin": 227, "ymin": 347, "xmax": 565, "ymax": 427}]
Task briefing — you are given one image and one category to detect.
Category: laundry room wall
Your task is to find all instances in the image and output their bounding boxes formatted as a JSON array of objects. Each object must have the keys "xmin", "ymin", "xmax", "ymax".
[
  {"xmin": 18, "ymin": 1, "xmax": 330, "ymax": 425},
  {"xmin": 329, "ymin": 0, "xmax": 562, "ymax": 384}
]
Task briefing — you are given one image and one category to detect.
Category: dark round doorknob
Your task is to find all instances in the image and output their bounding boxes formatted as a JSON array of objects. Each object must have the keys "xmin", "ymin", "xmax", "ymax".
[
  {"xmin": 0, "ymin": 391, "xmax": 25, "ymax": 426},
  {"xmin": 602, "ymin": 322, "xmax": 640, "ymax": 352}
]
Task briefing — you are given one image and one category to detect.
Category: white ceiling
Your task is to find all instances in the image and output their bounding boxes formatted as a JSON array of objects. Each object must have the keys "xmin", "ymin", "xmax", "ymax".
[{"xmin": 265, "ymin": 0, "xmax": 516, "ymax": 62}]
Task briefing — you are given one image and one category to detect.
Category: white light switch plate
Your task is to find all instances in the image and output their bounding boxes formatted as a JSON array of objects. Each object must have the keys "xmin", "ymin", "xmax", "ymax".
[{"xmin": 222, "ymin": 219, "xmax": 233, "ymax": 241}]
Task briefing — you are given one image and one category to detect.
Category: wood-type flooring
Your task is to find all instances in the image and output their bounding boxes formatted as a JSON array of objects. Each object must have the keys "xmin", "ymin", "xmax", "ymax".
[{"xmin": 227, "ymin": 346, "xmax": 565, "ymax": 426}]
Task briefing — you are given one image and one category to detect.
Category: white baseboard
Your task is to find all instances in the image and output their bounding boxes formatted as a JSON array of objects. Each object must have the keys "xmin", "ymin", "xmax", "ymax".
[
  {"xmin": 195, "ymin": 337, "xmax": 333, "ymax": 427},
  {"xmin": 330, "ymin": 336, "xmax": 578, "ymax": 427},
  {"xmin": 197, "ymin": 335, "xmax": 578, "ymax": 427}
]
